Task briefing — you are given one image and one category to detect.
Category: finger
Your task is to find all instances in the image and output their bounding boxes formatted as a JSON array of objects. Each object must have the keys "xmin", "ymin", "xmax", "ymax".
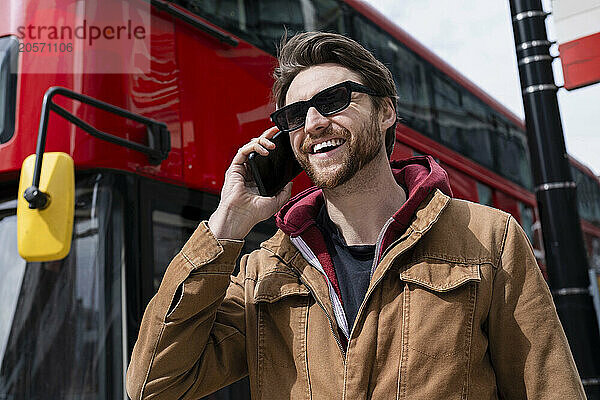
[
  {"xmin": 231, "ymin": 141, "xmax": 270, "ymax": 165},
  {"xmin": 244, "ymin": 142, "xmax": 269, "ymax": 156},
  {"xmin": 260, "ymin": 126, "xmax": 279, "ymax": 140},
  {"xmin": 257, "ymin": 136, "xmax": 276, "ymax": 149},
  {"xmin": 230, "ymin": 127, "xmax": 278, "ymax": 166}
]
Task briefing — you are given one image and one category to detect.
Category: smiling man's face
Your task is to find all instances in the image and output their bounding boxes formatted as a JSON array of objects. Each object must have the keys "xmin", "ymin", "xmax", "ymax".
[{"xmin": 285, "ymin": 64, "xmax": 386, "ymax": 189}]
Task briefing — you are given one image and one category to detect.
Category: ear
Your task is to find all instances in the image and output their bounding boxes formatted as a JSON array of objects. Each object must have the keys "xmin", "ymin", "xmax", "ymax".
[{"xmin": 380, "ymin": 98, "xmax": 397, "ymax": 131}]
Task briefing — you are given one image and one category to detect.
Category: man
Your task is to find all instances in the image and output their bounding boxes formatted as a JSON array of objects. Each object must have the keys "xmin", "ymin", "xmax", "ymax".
[{"xmin": 127, "ymin": 32, "xmax": 585, "ymax": 399}]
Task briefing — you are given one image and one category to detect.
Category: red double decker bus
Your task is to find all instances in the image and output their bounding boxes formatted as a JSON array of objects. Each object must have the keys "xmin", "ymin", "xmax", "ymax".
[{"xmin": 1, "ymin": 0, "xmax": 599, "ymax": 399}]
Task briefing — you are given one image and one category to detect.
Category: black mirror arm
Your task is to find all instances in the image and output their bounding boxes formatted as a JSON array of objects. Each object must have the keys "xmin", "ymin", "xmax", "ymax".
[{"xmin": 26, "ymin": 86, "xmax": 171, "ymax": 209}]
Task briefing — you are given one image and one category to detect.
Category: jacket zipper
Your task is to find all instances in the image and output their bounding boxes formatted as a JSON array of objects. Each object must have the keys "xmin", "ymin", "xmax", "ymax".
[
  {"xmin": 340, "ymin": 217, "xmax": 396, "ymax": 398},
  {"xmin": 288, "ymin": 217, "xmax": 397, "ymax": 360},
  {"xmin": 341, "ymin": 227, "xmax": 418, "ymax": 400},
  {"xmin": 291, "ymin": 236, "xmax": 349, "ymax": 337},
  {"xmin": 369, "ymin": 217, "xmax": 395, "ymax": 278},
  {"xmin": 261, "ymin": 246, "xmax": 346, "ymax": 358},
  {"xmin": 350, "ymin": 193, "xmax": 449, "ymax": 342},
  {"xmin": 349, "ymin": 228, "xmax": 418, "ymax": 342},
  {"xmin": 296, "ymin": 274, "xmax": 347, "ymax": 358}
]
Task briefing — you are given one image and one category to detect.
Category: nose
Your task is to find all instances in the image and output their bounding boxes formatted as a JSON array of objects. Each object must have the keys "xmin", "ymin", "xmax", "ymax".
[{"xmin": 304, "ymin": 106, "xmax": 330, "ymax": 134}]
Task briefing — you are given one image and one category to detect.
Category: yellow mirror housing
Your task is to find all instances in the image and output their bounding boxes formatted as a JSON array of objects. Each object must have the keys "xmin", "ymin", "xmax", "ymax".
[{"xmin": 17, "ymin": 152, "xmax": 75, "ymax": 261}]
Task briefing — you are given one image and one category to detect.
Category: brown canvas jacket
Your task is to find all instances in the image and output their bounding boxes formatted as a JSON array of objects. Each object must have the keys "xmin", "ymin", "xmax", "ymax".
[{"xmin": 126, "ymin": 189, "xmax": 586, "ymax": 399}]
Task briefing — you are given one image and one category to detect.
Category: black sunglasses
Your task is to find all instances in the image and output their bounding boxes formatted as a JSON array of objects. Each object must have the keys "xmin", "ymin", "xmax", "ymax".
[{"xmin": 270, "ymin": 80, "xmax": 383, "ymax": 132}]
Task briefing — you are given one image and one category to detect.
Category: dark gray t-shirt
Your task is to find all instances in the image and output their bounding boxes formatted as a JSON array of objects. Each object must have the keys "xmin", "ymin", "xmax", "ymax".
[{"xmin": 316, "ymin": 206, "xmax": 375, "ymax": 333}]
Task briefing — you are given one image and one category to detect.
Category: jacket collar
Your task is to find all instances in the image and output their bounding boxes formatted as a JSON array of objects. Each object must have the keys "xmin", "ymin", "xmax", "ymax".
[
  {"xmin": 370, "ymin": 188, "xmax": 451, "ymax": 285},
  {"xmin": 261, "ymin": 187, "xmax": 452, "ymax": 344},
  {"xmin": 274, "ymin": 155, "xmax": 452, "ymax": 241},
  {"xmin": 261, "ymin": 188, "xmax": 451, "ymax": 269},
  {"xmin": 262, "ymin": 155, "xmax": 452, "ymax": 327},
  {"xmin": 261, "ymin": 155, "xmax": 453, "ymax": 263}
]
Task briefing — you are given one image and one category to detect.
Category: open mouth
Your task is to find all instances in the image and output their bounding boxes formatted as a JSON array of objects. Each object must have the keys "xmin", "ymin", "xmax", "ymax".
[{"xmin": 311, "ymin": 138, "xmax": 346, "ymax": 154}]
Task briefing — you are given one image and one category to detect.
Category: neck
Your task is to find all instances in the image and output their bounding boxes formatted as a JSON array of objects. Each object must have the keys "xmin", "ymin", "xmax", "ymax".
[{"xmin": 322, "ymin": 152, "xmax": 406, "ymax": 246}]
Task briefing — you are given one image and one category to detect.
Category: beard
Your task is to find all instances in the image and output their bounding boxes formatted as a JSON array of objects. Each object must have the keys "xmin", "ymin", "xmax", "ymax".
[{"xmin": 295, "ymin": 110, "xmax": 383, "ymax": 189}]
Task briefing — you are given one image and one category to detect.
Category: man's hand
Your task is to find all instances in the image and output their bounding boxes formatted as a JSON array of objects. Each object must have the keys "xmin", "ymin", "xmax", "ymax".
[{"xmin": 208, "ymin": 126, "xmax": 293, "ymax": 240}]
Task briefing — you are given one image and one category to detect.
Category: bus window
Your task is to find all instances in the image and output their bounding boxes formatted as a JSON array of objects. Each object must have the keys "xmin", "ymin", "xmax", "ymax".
[
  {"xmin": 591, "ymin": 237, "xmax": 600, "ymax": 272},
  {"xmin": 352, "ymin": 15, "xmax": 434, "ymax": 139},
  {"xmin": 476, "ymin": 182, "xmax": 493, "ymax": 207},
  {"xmin": 174, "ymin": 0, "xmax": 250, "ymax": 39},
  {"xmin": 0, "ymin": 174, "xmax": 126, "ymax": 400},
  {"xmin": 0, "ymin": 36, "xmax": 18, "ymax": 144},
  {"xmin": 589, "ymin": 236, "xmax": 600, "ymax": 336},
  {"xmin": 492, "ymin": 119, "xmax": 533, "ymax": 191},
  {"xmin": 352, "ymin": 16, "xmax": 397, "ymax": 72},
  {"xmin": 572, "ymin": 166, "xmax": 589, "ymax": 221},
  {"xmin": 462, "ymin": 93, "xmax": 494, "ymax": 169},
  {"xmin": 571, "ymin": 164, "xmax": 600, "ymax": 225},
  {"xmin": 518, "ymin": 201, "xmax": 535, "ymax": 245},
  {"xmin": 152, "ymin": 210, "xmax": 200, "ymax": 290},
  {"xmin": 253, "ymin": 0, "xmax": 345, "ymax": 53},
  {"xmin": 432, "ymin": 73, "xmax": 465, "ymax": 156},
  {"xmin": 255, "ymin": 0, "xmax": 304, "ymax": 46},
  {"xmin": 144, "ymin": 179, "xmax": 277, "ymax": 400},
  {"xmin": 151, "ymin": 209, "xmax": 276, "ymax": 291},
  {"xmin": 509, "ymin": 126, "xmax": 533, "ymax": 190},
  {"xmin": 394, "ymin": 41, "xmax": 434, "ymax": 138}
]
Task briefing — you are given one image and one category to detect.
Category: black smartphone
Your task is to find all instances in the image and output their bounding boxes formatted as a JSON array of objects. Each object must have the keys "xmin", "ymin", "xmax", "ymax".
[{"xmin": 247, "ymin": 130, "xmax": 303, "ymax": 197}]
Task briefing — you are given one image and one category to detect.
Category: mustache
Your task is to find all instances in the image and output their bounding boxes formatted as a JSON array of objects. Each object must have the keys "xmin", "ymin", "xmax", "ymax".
[{"xmin": 300, "ymin": 126, "xmax": 351, "ymax": 153}]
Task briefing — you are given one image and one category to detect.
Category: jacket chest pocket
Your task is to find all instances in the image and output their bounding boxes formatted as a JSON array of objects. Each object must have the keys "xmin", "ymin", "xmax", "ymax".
[
  {"xmin": 253, "ymin": 271, "xmax": 312, "ymax": 399},
  {"xmin": 397, "ymin": 260, "xmax": 481, "ymax": 399}
]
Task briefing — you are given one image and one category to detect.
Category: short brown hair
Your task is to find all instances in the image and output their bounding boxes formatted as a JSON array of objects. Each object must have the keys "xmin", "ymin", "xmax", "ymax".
[{"xmin": 272, "ymin": 31, "xmax": 398, "ymax": 158}]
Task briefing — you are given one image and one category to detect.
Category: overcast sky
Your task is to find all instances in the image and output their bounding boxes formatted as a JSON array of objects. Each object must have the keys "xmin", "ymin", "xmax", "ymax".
[{"xmin": 366, "ymin": 0, "xmax": 600, "ymax": 176}]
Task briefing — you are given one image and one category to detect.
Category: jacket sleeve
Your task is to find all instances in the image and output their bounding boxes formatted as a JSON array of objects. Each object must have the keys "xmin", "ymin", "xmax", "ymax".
[
  {"xmin": 488, "ymin": 216, "xmax": 586, "ymax": 399},
  {"xmin": 126, "ymin": 221, "xmax": 249, "ymax": 400}
]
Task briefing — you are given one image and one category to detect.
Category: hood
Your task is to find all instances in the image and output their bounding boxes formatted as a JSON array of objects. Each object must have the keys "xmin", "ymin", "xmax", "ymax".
[{"xmin": 275, "ymin": 155, "xmax": 452, "ymax": 240}]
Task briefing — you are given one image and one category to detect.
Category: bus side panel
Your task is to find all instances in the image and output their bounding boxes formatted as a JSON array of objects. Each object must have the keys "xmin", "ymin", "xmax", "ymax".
[
  {"xmin": 64, "ymin": 9, "xmax": 184, "ymax": 181},
  {"xmin": 391, "ymin": 140, "xmax": 414, "ymax": 161},
  {"xmin": 493, "ymin": 189, "xmax": 521, "ymax": 223},
  {"xmin": 441, "ymin": 162, "xmax": 478, "ymax": 202},
  {"xmin": 174, "ymin": 22, "xmax": 273, "ymax": 193},
  {"xmin": 0, "ymin": 3, "xmax": 185, "ymax": 183}
]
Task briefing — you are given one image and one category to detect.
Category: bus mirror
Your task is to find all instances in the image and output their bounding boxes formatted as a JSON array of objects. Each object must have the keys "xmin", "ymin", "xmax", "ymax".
[{"xmin": 17, "ymin": 152, "xmax": 75, "ymax": 261}]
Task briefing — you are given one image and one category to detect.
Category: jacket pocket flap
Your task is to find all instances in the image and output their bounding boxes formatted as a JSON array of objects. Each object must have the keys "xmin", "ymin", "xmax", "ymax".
[
  {"xmin": 400, "ymin": 260, "xmax": 481, "ymax": 292},
  {"xmin": 253, "ymin": 270, "xmax": 310, "ymax": 303}
]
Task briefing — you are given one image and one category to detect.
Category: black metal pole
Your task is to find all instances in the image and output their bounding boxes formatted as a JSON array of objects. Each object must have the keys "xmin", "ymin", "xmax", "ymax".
[{"xmin": 508, "ymin": 0, "xmax": 600, "ymax": 397}]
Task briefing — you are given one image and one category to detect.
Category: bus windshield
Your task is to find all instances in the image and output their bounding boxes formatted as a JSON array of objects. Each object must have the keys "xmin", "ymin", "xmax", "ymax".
[{"xmin": 0, "ymin": 173, "xmax": 126, "ymax": 400}]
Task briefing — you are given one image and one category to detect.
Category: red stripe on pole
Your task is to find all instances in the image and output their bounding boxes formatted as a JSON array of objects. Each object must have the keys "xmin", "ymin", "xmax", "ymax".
[{"xmin": 559, "ymin": 32, "xmax": 600, "ymax": 90}]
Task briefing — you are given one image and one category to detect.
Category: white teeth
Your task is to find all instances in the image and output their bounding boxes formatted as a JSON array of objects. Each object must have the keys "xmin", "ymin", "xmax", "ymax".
[{"xmin": 312, "ymin": 138, "xmax": 345, "ymax": 153}]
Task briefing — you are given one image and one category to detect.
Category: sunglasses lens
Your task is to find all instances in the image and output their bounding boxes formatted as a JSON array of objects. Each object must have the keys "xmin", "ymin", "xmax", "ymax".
[
  {"xmin": 272, "ymin": 112, "xmax": 286, "ymax": 131},
  {"xmin": 273, "ymin": 84, "xmax": 353, "ymax": 131},
  {"xmin": 273, "ymin": 103, "xmax": 306, "ymax": 131},
  {"xmin": 315, "ymin": 86, "xmax": 350, "ymax": 115}
]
